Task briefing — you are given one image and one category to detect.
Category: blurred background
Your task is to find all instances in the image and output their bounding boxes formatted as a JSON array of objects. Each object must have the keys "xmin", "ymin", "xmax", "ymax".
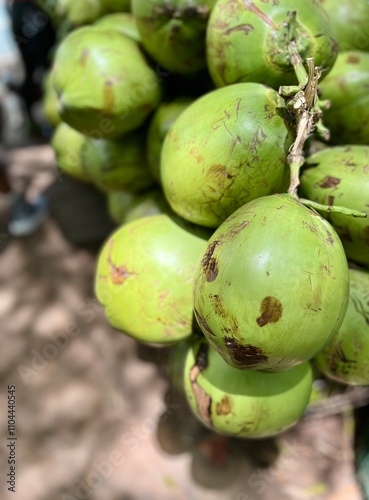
[{"xmin": 0, "ymin": 1, "xmax": 368, "ymax": 499}]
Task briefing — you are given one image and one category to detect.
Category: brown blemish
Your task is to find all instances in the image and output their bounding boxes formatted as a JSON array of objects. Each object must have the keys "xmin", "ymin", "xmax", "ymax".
[
  {"xmin": 216, "ymin": 395, "xmax": 232, "ymax": 416},
  {"xmin": 242, "ymin": 0, "xmax": 277, "ymax": 27},
  {"xmin": 194, "ymin": 309, "xmax": 215, "ymax": 337},
  {"xmin": 107, "ymin": 239, "xmax": 136, "ymax": 285},
  {"xmin": 318, "ymin": 176, "xmax": 341, "ymax": 188},
  {"xmin": 207, "ymin": 164, "xmax": 234, "ymax": 179},
  {"xmin": 103, "ymin": 81, "xmax": 115, "ymax": 114},
  {"xmin": 209, "ymin": 294, "xmax": 227, "ymax": 318},
  {"xmin": 190, "ymin": 343, "xmax": 212, "ymax": 427},
  {"xmin": 228, "ymin": 220, "xmax": 250, "ymax": 238},
  {"xmin": 80, "ymin": 48, "xmax": 89, "ymax": 67},
  {"xmin": 347, "ymin": 55, "xmax": 360, "ymax": 64},
  {"xmin": 201, "ymin": 240, "xmax": 221, "ymax": 282},
  {"xmin": 326, "ymin": 234, "xmax": 335, "ymax": 246},
  {"xmin": 224, "ymin": 336, "xmax": 268, "ymax": 368},
  {"xmin": 256, "ymin": 296, "xmax": 283, "ymax": 327},
  {"xmin": 224, "ymin": 24, "xmax": 254, "ymax": 36}
]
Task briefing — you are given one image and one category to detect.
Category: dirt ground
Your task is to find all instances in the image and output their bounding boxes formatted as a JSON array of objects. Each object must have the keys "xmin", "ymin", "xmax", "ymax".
[{"xmin": 0, "ymin": 143, "xmax": 366, "ymax": 500}]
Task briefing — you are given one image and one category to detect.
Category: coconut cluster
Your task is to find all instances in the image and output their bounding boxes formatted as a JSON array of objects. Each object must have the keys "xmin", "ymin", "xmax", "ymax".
[{"xmin": 43, "ymin": 0, "xmax": 369, "ymax": 438}]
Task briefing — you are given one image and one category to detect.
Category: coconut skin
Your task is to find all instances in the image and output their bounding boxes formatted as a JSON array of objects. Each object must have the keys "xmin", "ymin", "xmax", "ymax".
[
  {"xmin": 319, "ymin": 51, "xmax": 369, "ymax": 145},
  {"xmin": 184, "ymin": 339, "xmax": 313, "ymax": 438},
  {"xmin": 51, "ymin": 122, "xmax": 91, "ymax": 182},
  {"xmin": 194, "ymin": 194, "xmax": 350, "ymax": 372},
  {"xmin": 52, "ymin": 27, "xmax": 162, "ymax": 139},
  {"xmin": 132, "ymin": 0, "xmax": 216, "ymax": 74},
  {"xmin": 300, "ymin": 145, "xmax": 369, "ymax": 267},
  {"xmin": 320, "ymin": 0, "xmax": 369, "ymax": 52},
  {"xmin": 93, "ymin": 13, "xmax": 141, "ymax": 42},
  {"xmin": 314, "ymin": 268, "xmax": 369, "ymax": 386},
  {"xmin": 206, "ymin": 0, "xmax": 338, "ymax": 89},
  {"xmin": 107, "ymin": 189, "xmax": 171, "ymax": 225},
  {"xmin": 95, "ymin": 214, "xmax": 211, "ymax": 344},
  {"xmin": 82, "ymin": 131, "xmax": 154, "ymax": 194},
  {"xmin": 161, "ymin": 83, "xmax": 293, "ymax": 228},
  {"xmin": 146, "ymin": 98, "xmax": 193, "ymax": 184}
]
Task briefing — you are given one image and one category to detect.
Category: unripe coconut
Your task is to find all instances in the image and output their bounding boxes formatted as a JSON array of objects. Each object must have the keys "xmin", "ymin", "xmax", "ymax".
[
  {"xmin": 146, "ymin": 98, "xmax": 193, "ymax": 184},
  {"xmin": 52, "ymin": 26, "xmax": 162, "ymax": 139},
  {"xmin": 206, "ymin": 0, "xmax": 338, "ymax": 89},
  {"xmin": 132, "ymin": 0, "xmax": 216, "ymax": 74},
  {"xmin": 320, "ymin": 0, "xmax": 369, "ymax": 52},
  {"xmin": 300, "ymin": 145, "xmax": 369, "ymax": 266},
  {"xmin": 95, "ymin": 214, "xmax": 211, "ymax": 344},
  {"xmin": 51, "ymin": 122, "xmax": 91, "ymax": 182},
  {"xmin": 319, "ymin": 51, "xmax": 369, "ymax": 145},
  {"xmin": 184, "ymin": 339, "xmax": 313, "ymax": 437},
  {"xmin": 82, "ymin": 130, "xmax": 154, "ymax": 193},
  {"xmin": 107, "ymin": 189, "xmax": 171, "ymax": 225},
  {"xmin": 42, "ymin": 71, "xmax": 61, "ymax": 128},
  {"xmin": 161, "ymin": 83, "xmax": 293, "ymax": 228},
  {"xmin": 314, "ymin": 268, "xmax": 369, "ymax": 386},
  {"xmin": 194, "ymin": 194, "xmax": 349, "ymax": 372},
  {"xmin": 93, "ymin": 13, "xmax": 141, "ymax": 42}
]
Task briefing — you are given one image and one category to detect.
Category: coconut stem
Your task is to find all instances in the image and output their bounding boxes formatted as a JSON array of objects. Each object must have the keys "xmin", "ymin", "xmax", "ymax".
[
  {"xmin": 300, "ymin": 198, "xmax": 367, "ymax": 218},
  {"xmin": 279, "ymin": 46, "xmax": 322, "ymax": 198},
  {"xmin": 278, "ymin": 46, "xmax": 367, "ymax": 219}
]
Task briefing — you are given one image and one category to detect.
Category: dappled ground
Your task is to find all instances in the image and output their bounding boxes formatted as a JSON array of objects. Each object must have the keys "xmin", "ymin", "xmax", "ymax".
[{"xmin": 0, "ymin": 144, "xmax": 365, "ymax": 500}]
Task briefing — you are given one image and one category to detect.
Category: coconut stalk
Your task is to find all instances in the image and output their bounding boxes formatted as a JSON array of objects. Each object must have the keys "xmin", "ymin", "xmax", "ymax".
[{"xmin": 279, "ymin": 41, "xmax": 367, "ymax": 219}]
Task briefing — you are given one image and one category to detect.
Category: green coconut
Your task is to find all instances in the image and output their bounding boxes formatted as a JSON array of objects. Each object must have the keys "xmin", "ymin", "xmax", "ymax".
[
  {"xmin": 93, "ymin": 13, "xmax": 141, "ymax": 42},
  {"xmin": 51, "ymin": 122, "xmax": 91, "ymax": 182},
  {"xmin": 107, "ymin": 189, "xmax": 171, "ymax": 225},
  {"xmin": 314, "ymin": 267, "xmax": 369, "ymax": 386},
  {"xmin": 194, "ymin": 194, "xmax": 349, "ymax": 372},
  {"xmin": 319, "ymin": 51, "xmax": 369, "ymax": 145},
  {"xmin": 95, "ymin": 214, "xmax": 211, "ymax": 344},
  {"xmin": 146, "ymin": 98, "xmax": 193, "ymax": 184},
  {"xmin": 300, "ymin": 145, "xmax": 369, "ymax": 266},
  {"xmin": 184, "ymin": 339, "xmax": 313, "ymax": 437},
  {"xmin": 320, "ymin": 0, "xmax": 369, "ymax": 52},
  {"xmin": 206, "ymin": 0, "xmax": 338, "ymax": 89},
  {"xmin": 52, "ymin": 26, "xmax": 162, "ymax": 139},
  {"xmin": 161, "ymin": 83, "xmax": 293, "ymax": 228},
  {"xmin": 131, "ymin": 0, "xmax": 217, "ymax": 74},
  {"xmin": 82, "ymin": 130, "xmax": 154, "ymax": 193}
]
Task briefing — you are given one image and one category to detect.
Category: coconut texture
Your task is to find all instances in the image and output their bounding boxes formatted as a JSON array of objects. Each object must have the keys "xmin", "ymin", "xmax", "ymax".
[
  {"xmin": 146, "ymin": 98, "xmax": 193, "ymax": 184},
  {"xmin": 95, "ymin": 214, "xmax": 211, "ymax": 344},
  {"xmin": 52, "ymin": 27, "xmax": 162, "ymax": 139},
  {"xmin": 107, "ymin": 189, "xmax": 171, "ymax": 225},
  {"xmin": 161, "ymin": 83, "xmax": 293, "ymax": 228},
  {"xmin": 314, "ymin": 268, "xmax": 369, "ymax": 386},
  {"xmin": 184, "ymin": 339, "xmax": 313, "ymax": 437},
  {"xmin": 320, "ymin": 0, "xmax": 369, "ymax": 52},
  {"xmin": 194, "ymin": 194, "xmax": 350, "ymax": 372},
  {"xmin": 82, "ymin": 130, "xmax": 154, "ymax": 193},
  {"xmin": 132, "ymin": 0, "xmax": 217, "ymax": 74},
  {"xmin": 319, "ymin": 51, "xmax": 369, "ymax": 145},
  {"xmin": 206, "ymin": 0, "xmax": 338, "ymax": 89},
  {"xmin": 300, "ymin": 145, "xmax": 369, "ymax": 266},
  {"xmin": 51, "ymin": 122, "xmax": 91, "ymax": 182},
  {"xmin": 93, "ymin": 13, "xmax": 141, "ymax": 42}
]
